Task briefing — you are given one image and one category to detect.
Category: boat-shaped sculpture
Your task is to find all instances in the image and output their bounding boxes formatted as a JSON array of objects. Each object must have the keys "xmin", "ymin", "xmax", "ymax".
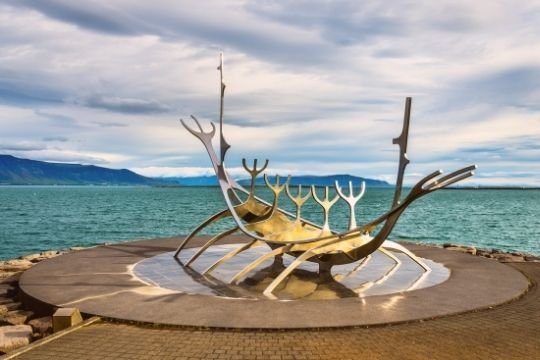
[{"xmin": 175, "ymin": 54, "xmax": 476, "ymax": 299}]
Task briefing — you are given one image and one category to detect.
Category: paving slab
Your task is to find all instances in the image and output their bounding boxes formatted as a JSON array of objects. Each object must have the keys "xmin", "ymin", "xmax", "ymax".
[
  {"xmin": 6, "ymin": 262, "xmax": 540, "ymax": 360},
  {"xmin": 18, "ymin": 236, "xmax": 529, "ymax": 328}
]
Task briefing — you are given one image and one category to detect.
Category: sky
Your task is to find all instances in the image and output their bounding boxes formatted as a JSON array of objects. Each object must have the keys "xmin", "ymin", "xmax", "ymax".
[{"xmin": 0, "ymin": 0, "xmax": 539, "ymax": 186}]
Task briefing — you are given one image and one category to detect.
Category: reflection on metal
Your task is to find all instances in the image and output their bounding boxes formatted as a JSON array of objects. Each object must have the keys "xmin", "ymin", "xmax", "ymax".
[
  {"xmin": 139, "ymin": 246, "xmax": 450, "ymax": 300},
  {"xmin": 174, "ymin": 54, "xmax": 476, "ymax": 299},
  {"xmin": 334, "ymin": 254, "xmax": 371, "ymax": 282}
]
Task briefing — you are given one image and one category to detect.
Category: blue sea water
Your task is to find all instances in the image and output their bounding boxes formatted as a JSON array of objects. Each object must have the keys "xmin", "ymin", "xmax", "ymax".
[{"xmin": 0, "ymin": 186, "xmax": 539, "ymax": 260}]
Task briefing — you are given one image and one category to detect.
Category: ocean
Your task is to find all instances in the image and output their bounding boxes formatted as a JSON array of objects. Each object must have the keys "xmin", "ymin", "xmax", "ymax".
[{"xmin": 1, "ymin": 186, "xmax": 539, "ymax": 260}]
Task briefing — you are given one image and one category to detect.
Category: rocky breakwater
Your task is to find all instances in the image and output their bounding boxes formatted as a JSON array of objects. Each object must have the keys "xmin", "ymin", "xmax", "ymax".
[
  {"xmin": 442, "ymin": 243, "xmax": 540, "ymax": 263},
  {"xmin": 0, "ymin": 248, "xmax": 86, "ymax": 355}
]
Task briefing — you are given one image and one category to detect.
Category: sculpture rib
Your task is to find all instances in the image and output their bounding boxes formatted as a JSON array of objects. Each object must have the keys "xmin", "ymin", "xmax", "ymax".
[
  {"xmin": 203, "ymin": 240, "xmax": 263, "ymax": 275},
  {"xmin": 382, "ymin": 240, "xmax": 431, "ymax": 272},
  {"xmin": 230, "ymin": 244, "xmax": 292, "ymax": 284},
  {"xmin": 375, "ymin": 248, "xmax": 402, "ymax": 284},
  {"xmin": 333, "ymin": 255, "xmax": 371, "ymax": 282},
  {"xmin": 185, "ymin": 227, "xmax": 239, "ymax": 266},
  {"xmin": 174, "ymin": 208, "xmax": 231, "ymax": 258}
]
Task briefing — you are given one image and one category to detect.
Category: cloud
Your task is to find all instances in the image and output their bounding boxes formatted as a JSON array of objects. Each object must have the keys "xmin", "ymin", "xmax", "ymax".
[
  {"xmin": 35, "ymin": 110, "xmax": 78, "ymax": 125},
  {"xmin": 1, "ymin": 1, "xmax": 336, "ymax": 69},
  {"xmin": 5, "ymin": 0, "xmax": 141, "ymax": 35},
  {"xmin": 23, "ymin": 151, "xmax": 109, "ymax": 164},
  {"xmin": 244, "ymin": 0, "xmax": 407, "ymax": 45},
  {"xmin": 82, "ymin": 95, "xmax": 171, "ymax": 114},
  {"xmin": 0, "ymin": 0, "xmax": 539, "ymax": 185},
  {"xmin": 42, "ymin": 136, "xmax": 69, "ymax": 142},
  {"xmin": 0, "ymin": 76, "xmax": 65, "ymax": 106},
  {"xmin": 91, "ymin": 120, "xmax": 129, "ymax": 128},
  {"xmin": 0, "ymin": 142, "xmax": 46, "ymax": 151},
  {"xmin": 440, "ymin": 66, "xmax": 540, "ymax": 111}
]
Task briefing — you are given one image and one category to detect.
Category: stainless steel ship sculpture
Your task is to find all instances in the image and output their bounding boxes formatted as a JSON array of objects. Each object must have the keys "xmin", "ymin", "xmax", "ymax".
[{"xmin": 175, "ymin": 54, "xmax": 476, "ymax": 299}]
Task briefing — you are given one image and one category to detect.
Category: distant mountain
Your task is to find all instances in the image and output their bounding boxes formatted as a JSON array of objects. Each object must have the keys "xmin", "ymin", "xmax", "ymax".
[
  {"xmin": 238, "ymin": 174, "xmax": 390, "ymax": 188},
  {"xmin": 161, "ymin": 174, "xmax": 391, "ymax": 187},
  {"xmin": 0, "ymin": 155, "xmax": 161, "ymax": 185}
]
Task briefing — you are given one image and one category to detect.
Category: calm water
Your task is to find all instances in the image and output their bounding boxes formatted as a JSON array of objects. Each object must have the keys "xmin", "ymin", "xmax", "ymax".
[{"xmin": 0, "ymin": 186, "xmax": 539, "ymax": 260}]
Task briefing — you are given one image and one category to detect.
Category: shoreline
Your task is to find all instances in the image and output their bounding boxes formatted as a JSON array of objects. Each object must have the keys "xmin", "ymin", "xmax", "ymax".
[{"xmin": 1, "ymin": 241, "xmax": 539, "ymax": 354}]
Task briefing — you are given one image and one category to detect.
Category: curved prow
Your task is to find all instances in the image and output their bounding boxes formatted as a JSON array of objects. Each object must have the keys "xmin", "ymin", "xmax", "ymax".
[{"xmin": 351, "ymin": 164, "xmax": 477, "ymax": 257}]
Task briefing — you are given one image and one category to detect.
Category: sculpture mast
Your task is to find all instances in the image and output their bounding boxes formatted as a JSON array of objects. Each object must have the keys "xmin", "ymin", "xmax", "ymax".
[
  {"xmin": 392, "ymin": 97, "xmax": 412, "ymax": 207},
  {"xmin": 218, "ymin": 53, "xmax": 230, "ymax": 164}
]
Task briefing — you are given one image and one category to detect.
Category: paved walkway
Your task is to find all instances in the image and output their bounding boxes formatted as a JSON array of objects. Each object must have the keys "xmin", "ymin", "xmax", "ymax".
[{"xmin": 6, "ymin": 263, "xmax": 539, "ymax": 359}]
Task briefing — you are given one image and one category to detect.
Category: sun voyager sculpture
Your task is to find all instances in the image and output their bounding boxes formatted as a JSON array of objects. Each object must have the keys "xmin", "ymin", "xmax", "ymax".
[{"xmin": 174, "ymin": 54, "xmax": 476, "ymax": 299}]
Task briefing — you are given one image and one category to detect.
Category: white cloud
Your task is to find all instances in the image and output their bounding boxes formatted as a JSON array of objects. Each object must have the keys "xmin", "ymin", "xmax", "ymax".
[{"xmin": 0, "ymin": 1, "xmax": 539, "ymax": 185}]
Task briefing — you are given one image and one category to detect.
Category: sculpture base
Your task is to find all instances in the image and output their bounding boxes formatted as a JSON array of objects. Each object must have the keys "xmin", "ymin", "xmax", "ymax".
[
  {"xmin": 19, "ymin": 236, "xmax": 529, "ymax": 329},
  {"xmin": 134, "ymin": 245, "xmax": 449, "ymax": 300}
]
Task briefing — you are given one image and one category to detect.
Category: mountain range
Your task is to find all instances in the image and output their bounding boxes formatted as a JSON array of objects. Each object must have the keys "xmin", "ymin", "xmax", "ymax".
[
  {"xmin": 0, "ymin": 155, "xmax": 159, "ymax": 185},
  {"xmin": 163, "ymin": 174, "xmax": 390, "ymax": 187},
  {"xmin": 0, "ymin": 154, "xmax": 391, "ymax": 187}
]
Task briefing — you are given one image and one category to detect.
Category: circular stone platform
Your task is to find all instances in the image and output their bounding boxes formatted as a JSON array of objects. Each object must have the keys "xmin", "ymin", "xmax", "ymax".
[{"xmin": 19, "ymin": 236, "xmax": 530, "ymax": 329}]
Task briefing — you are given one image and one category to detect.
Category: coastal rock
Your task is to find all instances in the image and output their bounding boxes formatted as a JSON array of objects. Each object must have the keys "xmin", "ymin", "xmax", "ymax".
[
  {"xmin": 19, "ymin": 254, "xmax": 42, "ymax": 263},
  {"xmin": 39, "ymin": 250, "xmax": 63, "ymax": 258},
  {"xmin": 0, "ymin": 260, "xmax": 32, "ymax": 272},
  {"xmin": 488, "ymin": 253, "xmax": 526, "ymax": 262},
  {"xmin": 445, "ymin": 245, "xmax": 477, "ymax": 255},
  {"xmin": 0, "ymin": 303, "xmax": 21, "ymax": 316},
  {"xmin": 1, "ymin": 310, "xmax": 34, "ymax": 325},
  {"xmin": 444, "ymin": 246, "xmax": 463, "ymax": 252},
  {"xmin": 475, "ymin": 249, "xmax": 492, "ymax": 257},
  {"xmin": 0, "ymin": 273, "xmax": 21, "ymax": 283},
  {"xmin": 0, "ymin": 285, "xmax": 16, "ymax": 300},
  {"xmin": 28, "ymin": 316, "xmax": 53, "ymax": 337},
  {"xmin": 19, "ymin": 250, "xmax": 68, "ymax": 264},
  {"xmin": 69, "ymin": 247, "xmax": 87, "ymax": 251},
  {"xmin": 0, "ymin": 325, "xmax": 33, "ymax": 353},
  {"xmin": 0, "ymin": 287, "xmax": 11, "ymax": 298},
  {"xmin": 524, "ymin": 255, "xmax": 540, "ymax": 262},
  {"xmin": 0, "ymin": 298, "xmax": 14, "ymax": 305}
]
